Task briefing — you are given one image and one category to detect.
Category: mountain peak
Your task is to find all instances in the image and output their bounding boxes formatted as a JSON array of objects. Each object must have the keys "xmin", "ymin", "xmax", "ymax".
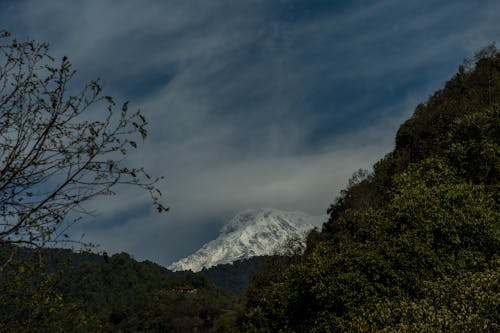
[
  {"xmin": 220, "ymin": 208, "xmax": 314, "ymax": 234},
  {"xmin": 168, "ymin": 208, "xmax": 326, "ymax": 272}
]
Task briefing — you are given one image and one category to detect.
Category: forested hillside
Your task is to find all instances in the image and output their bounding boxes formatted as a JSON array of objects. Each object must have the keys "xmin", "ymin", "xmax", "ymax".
[
  {"xmin": 0, "ymin": 248, "xmax": 240, "ymax": 332},
  {"xmin": 1, "ymin": 44, "xmax": 499, "ymax": 332},
  {"xmin": 240, "ymin": 45, "xmax": 500, "ymax": 332},
  {"xmin": 201, "ymin": 256, "xmax": 270, "ymax": 295}
]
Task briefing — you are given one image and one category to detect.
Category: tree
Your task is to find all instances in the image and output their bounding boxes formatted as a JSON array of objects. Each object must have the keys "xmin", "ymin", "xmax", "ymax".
[{"xmin": 0, "ymin": 30, "xmax": 167, "ymax": 252}]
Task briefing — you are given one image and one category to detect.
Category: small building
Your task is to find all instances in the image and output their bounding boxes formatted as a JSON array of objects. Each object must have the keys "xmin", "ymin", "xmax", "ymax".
[{"xmin": 175, "ymin": 286, "xmax": 197, "ymax": 293}]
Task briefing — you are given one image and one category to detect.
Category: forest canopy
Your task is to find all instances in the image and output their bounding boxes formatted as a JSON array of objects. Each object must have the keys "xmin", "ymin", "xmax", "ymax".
[{"xmin": 241, "ymin": 44, "xmax": 500, "ymax": 332}]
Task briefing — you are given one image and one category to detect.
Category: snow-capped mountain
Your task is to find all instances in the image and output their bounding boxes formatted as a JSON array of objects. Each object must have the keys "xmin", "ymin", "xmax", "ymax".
[{"xmin": 168, "ymin": 208, "xmax": 326, "ymax": 272}]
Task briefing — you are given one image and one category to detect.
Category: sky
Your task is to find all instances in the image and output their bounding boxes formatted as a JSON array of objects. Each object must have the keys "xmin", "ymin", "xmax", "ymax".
[{"xmin": 1, "ymin": 0, "xmax": 500, "ymax": 266}]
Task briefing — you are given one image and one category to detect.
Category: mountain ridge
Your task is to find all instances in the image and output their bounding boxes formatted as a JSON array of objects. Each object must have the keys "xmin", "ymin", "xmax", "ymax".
[{"xmin": 168, "ymin": 208, "xmax": 326, "ymax": 272}]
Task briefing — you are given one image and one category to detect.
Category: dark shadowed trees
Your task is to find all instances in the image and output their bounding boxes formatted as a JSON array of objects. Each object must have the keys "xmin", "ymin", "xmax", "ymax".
[{"xmin": 241, "ymin": 44, "xmax": 500, "ymax": 332}]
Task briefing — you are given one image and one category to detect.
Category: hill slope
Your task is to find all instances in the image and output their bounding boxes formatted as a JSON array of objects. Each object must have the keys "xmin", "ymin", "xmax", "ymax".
[
  {"xmin": 241, "ymin": 45, "xmax": 500, "ymax": 332},
  {"xmin": 0, "ymin": 247, "xmax": 240, "ymax": 332}
]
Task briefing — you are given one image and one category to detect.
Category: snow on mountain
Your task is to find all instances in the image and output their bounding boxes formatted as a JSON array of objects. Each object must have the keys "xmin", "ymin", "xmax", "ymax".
[{"xmin": 168, "ymin": 208, "xmax": 326, "ymax": 272}]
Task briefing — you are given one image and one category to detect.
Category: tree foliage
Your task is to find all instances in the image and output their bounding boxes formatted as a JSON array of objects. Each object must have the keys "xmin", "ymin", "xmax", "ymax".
[
  {"xmin": 1, "ymin": 247, "xmax": 240, "ymax": 332},
  {"xmin": 241, "ymin": 44, "xmax": 500, "ymax": 332},
  {"xmin": 57, "ymin": 251, "xmax": 239, "ymax": 332}
]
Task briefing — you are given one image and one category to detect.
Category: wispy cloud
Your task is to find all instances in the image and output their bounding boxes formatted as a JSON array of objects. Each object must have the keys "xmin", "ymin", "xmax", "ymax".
[{"xmin": 2, "ymin": 0, "xmax": 500, "ymax": 265}]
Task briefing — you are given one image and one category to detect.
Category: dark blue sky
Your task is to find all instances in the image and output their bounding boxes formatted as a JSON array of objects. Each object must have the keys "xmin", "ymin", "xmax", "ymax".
[{"xmin": 2, "ymin": 0, "xmax": 500, "ymax": 265}]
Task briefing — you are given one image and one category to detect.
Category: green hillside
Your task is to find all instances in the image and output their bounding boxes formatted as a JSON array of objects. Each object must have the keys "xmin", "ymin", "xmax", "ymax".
[
  {"xmin": 0, "ymin": 248, "xmax": 240, "ymax": 332},
  {"xmin": 240, "ymin": 45, "xmax": 500, "ymax": 332},
  {"xmin": 201, "ymin": 256, "xmax": 270, "ymax": 295}
]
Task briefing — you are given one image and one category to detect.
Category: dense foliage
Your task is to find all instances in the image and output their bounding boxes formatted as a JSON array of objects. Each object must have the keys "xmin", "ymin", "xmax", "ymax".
[
  {"xmin": 202, "ymin": 256, "xmax": 270, "ymax": 295},
  {"xmin": 60, "ymin": 252, "xmax": 240, "ymax": 332},
  {"xmin": 1, "ymin": 248, "xmax": 240, "ymax": 332},
  {"xmin": 241, "ymin": 45, "xmax": 500, "ymax": 332}
]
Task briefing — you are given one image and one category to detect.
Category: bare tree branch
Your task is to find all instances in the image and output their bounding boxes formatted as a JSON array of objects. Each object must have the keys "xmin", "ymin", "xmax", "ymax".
[{"xmin": 0, "ymin": 31, "xmax": 168, "ymax": 251}]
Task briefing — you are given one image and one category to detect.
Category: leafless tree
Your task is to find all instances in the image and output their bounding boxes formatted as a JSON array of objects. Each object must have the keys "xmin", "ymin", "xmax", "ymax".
[{"xmin": 0, "ymin": 31, "xmax": 167, "ymax": 251}]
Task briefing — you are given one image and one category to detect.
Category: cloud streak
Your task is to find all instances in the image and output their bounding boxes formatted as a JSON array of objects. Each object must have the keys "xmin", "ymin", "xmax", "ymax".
[{"xmin": 2, "ymin": 0, "xmax": 500, "ymax": 265}]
